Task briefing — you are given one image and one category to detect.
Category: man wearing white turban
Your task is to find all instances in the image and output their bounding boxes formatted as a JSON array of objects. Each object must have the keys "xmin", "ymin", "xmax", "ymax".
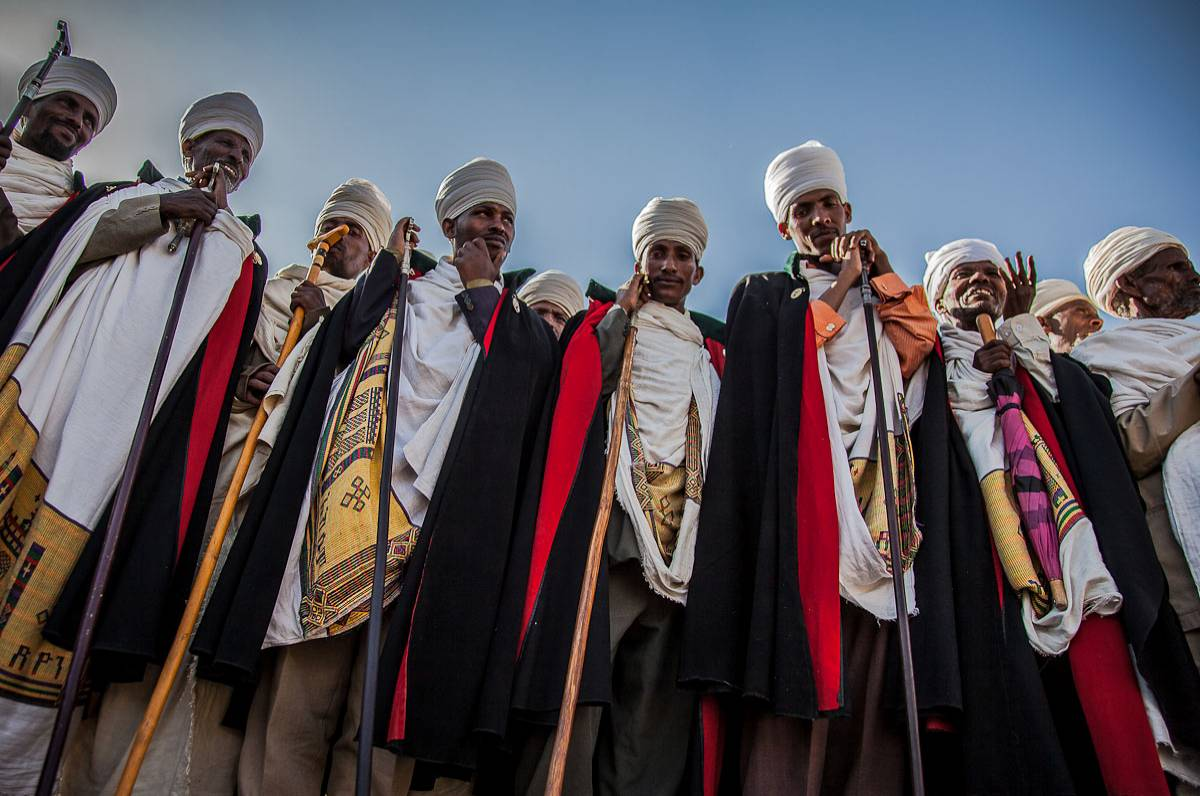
[
  {"xmin": 517, "ymin": 269, "xmax": 584, "ymax": 337},
  {"xmin": 680, "ymin": 141, "xmax": 936, "ymax": 795},
  {"xmin": 1074, "ymin": 227, "xmax": 1200, "ymax": 671},
  {"xmin": 194, "ymin": 157, "xmax": 560, "ymax": 794},
  {"xmin": 1030, "ymin": 278, "xmax": 1103, "ymax": 353},
  {"xmin": 0, "ymin": 91, "xmax": 268, "ymax": 795},
  {"xmin": 510, "ymin": 196, "xmax": 724, "ymax": 794},
  {"xmin": 0, "ymin": 55, "xmax": 118, "ymax": 246},
  {"xmin": 923, "ymin": 239, "xmax": 1200, "ymax": 791}
]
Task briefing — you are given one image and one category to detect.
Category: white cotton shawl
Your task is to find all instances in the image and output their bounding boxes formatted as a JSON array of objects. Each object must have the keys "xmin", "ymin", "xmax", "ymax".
[
  {"xmin": 0, "ymin": 139, "xmax": 75, "ymax": 233},
  {"xmin": 253, "ymin": 264, "xmax": 358, "ymax": 364},
  {"xmin": 610, "ymin": 301, "xmax": 720, "ymax": 603},
  {"xmin": 940, "ymin": 324, "xmax": 1122, "ymax": 655},
  {"xmin": 0, "ymin": 179, "xmax": 252, "ymax": 793},
  {"xmin": 264, "ymin": 257, "xmax": 491, "ymax": 646},
  {"xmin": 804, "ymin": 268, "xmax": 923, "ymax": 619}
]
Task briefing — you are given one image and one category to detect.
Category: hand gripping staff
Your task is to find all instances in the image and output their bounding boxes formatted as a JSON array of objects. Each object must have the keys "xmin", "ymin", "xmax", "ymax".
[
  {"xmin": 545, "ymin": 268, "xmax": 644, "ymax": 796},
  {"xmin": 36, "ymin": 163, "xmax": 233, "ymax": 796},
  {"xmin": 2, "ymin": 20, "xmax": 71, "ymax": 136},
  {"xmin": 357, "ymin": 220, "xmax": 418, "ymax": 796},
  {"xmin": 855, "ymin": 239, "xmax": 925, "ymax": 795},
  {"xmin": 114, "ymin": 222, "xmax": 349, "ymax": 794}
]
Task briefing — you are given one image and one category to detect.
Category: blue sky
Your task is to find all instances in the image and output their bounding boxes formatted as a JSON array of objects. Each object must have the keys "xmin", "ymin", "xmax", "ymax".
[{"xmin": 2, "ymin": 0, "xmax": 1197, "ymax": 317}]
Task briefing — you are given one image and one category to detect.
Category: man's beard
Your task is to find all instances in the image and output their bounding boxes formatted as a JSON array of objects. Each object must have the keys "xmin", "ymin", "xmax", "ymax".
[
  {"xmin": 20, "ymin": 126, "xmax": 73, "ymax": 161},
  {"xmin": 1150, "ymin": 286, "xmax": 1200, "ymax": 319}
]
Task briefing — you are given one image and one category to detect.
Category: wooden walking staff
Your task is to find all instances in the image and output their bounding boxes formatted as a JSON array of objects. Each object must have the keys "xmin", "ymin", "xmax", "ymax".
[
  {"xmin": 36, "ymin": 163, "xmax": 232, "ymax": 796},
  {"xmin": 357, "ymin": 219, "xmax": 419, "ymax": 796},
  {"xmin": 115, "ymin": 222, "xmax": 350, "ymax": 795},
  {"xmin": 2, "ymin": 20, "xmax": 70, "ymax": 136},
  {"xmin": 854, "ymin": 239, "xmax": 925, "ymax": 795},
  {"xmin": 545, "ymin": 268, "xmax": 644, "ymax": 796}
]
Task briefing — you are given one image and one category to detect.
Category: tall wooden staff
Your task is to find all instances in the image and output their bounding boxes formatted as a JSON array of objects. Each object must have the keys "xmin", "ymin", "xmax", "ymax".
[
  {"xmin": 2, "ymin": 20, "xmax": 70, "ymax": 136},
  {"xmin": 115, "ymin": 223, "xmax": 350, "ymax": 795},
  {"xmin": 356, "ymin": 221, "xmax": 418, "ymax": 796},
  {"xmin": 36, "ymin": 163, "xmax": 231, "ymax": 796},
  {"xmin": 855, "ymin": 240, "xmax": 925, "ymax": 794},
  {"xmin": 545, "ymin": 269, "xmax": 643, "ymax": 796}
]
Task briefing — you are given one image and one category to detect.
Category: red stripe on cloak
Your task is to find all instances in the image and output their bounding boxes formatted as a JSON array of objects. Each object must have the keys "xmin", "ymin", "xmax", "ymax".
[
  {"xmin": 1017, "ymin": 368, "xmax": 1167, "ymax": 796},
  {"xmin": 482, "ymin": 288, "xmax": 507, "ymax": 354},
  {"xmin": 700, "ymin": 695, "xmax": 725, "ymax": 796},
  {"xmin": 176, "ymin": 255, "xmax": 256, "ymax": 557},
  {"xmin": 797, "ymin": 309, "xmax": 842, "ymax": 712}
]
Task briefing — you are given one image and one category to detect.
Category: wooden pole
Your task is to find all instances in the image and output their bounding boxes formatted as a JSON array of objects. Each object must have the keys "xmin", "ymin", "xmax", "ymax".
[
  {"xmin": 545, "ymin": 288, "xmax": 641, "ymax": 796},
  {"xmin": 36, "ymin": 165, "xmax": 229, "ymax": 796},
  {"xmin": 114, "ymin": 224, "xmax": 349, "ymax": 796}
]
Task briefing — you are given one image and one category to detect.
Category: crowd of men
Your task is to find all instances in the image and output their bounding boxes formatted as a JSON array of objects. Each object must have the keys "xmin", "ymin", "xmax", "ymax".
[{"xmin": 0, "ymin": 52, "xmax": 1198, "ymax": 796}]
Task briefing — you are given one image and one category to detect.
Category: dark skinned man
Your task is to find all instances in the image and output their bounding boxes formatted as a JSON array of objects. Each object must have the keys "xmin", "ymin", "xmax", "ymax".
[
  {"xmin": 679, "ymin": 141, "xmax": 934, "ymax": 795},
  {"xmin": 0, "ymin": 91, "xmax": 267, "ymax": 795},
  {"xmin": 922, "ymin": 238, "xmax": 1200, "ymax": 792},
  {"xmin": 509, "ymin": 197, "xmax": 723, "ymax": 794},
  {"xmin": 1074, "ymin": 227, "xmax": 1200, "ymax": 671},
  {"xmin": 516, "ymin": 269, "xmax": 585, "ymax": 338},
  {"xmin": 194, "ymin": 157, "xmax": 558, "ymax": 794},
  {"xmin": 1029, "ymin": 277, "xmax": 1103, "ymax": 353}
]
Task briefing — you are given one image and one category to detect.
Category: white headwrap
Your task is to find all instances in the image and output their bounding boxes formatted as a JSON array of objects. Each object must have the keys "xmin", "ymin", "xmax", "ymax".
[
  {"xmin": 517, "ymin": 270, "xmax": 584, "ymax": 318},
  {"xmin": 1031, "ymin": 278, "xmax": 1095, "ymax": 318},
  {"xmin": 178, "ymin": 91, "xmax": 264, "ymax": 164},
  {"xmin": 1083, "ymin": 226, "xmax": 1189, "ymax": 315},
  {"xmin": 922, "ymin": 238, "xmax": 1006, "ymax": 319},
  {"xmin": 314, "ymin": 178, "xmax": 392, "ymax": 253},
  {"xmin": 763, "ymin": 140, "xmax": 848, "ymax": 224},
  {"xmin": 18, "ymin": 56, "xmax": 117, "ymax": 134},
  {"xmin": 631, "ymin": 196, "xmax": 709, "ymax": 265},
  {"xmin": 433, "ymin": 157, "xmax": 516, "ymax": 226}
]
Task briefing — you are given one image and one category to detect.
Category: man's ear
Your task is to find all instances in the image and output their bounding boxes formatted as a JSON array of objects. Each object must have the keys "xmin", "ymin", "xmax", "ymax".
[
  {"xmin": 1114, "ymin": 273, "xmax": 1142, "ymax": 301},
  {"xmin": 693, "ymin": 264, "xmax": 705, "ymax": 286},
  {"xmin": 181, "ymin": 138, "xmax": 194, "ymax": 157},
  {"xmin": 843, "ymin": 201, "xmax": 853, "ymax": 225},
  {"xmin": 1037, "ymin": 315, "xmax": 1054, "ymax": 335},
  {"xmin": 441, "ymin": 217, "xmax": 456, "ymax": 243},
  {"xmin": 778, "ymin": 220, "xmax": 790, "ymax": 240}
]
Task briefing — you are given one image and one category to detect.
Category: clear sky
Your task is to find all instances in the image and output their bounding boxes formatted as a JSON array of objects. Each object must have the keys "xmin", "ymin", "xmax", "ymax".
[{"xmin": 2, "ymin": 0, "xmax": 1197, "ymax": 318}]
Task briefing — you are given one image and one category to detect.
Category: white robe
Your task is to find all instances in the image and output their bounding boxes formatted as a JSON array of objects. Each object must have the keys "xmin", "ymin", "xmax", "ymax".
[{"xmin": 0, "ymin": 139, "xmax": 75, "ymax": 233}]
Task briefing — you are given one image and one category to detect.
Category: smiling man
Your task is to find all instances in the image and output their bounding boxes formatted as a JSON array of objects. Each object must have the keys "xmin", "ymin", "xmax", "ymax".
[
  {"xmin": 194, "ymin": 157, "xmax": 558, "ymax": 794},
  {"xmin": 0, "ymin": 91, "xmax": 266, "ymax": 795},
  {"xmin": 0, "ymin": 56, "xmax": 117, "ymax": 248},
  {"xmin": 508, "ymin": 196, "xmax": 723, "ymax": 794},
  {"xmin": 1030, "ymin": 277, "xmax": 1103, "ymax": 353},
  {"xmin": 1074, "ymin": 227, "xmax": 1200, "ymax": 669}
]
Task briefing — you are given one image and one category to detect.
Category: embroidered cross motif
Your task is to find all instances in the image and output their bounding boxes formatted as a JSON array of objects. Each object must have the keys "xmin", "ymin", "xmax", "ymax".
[{"xmin": 340, "ymin": 476, "xmax": 371, "ymax": 512}]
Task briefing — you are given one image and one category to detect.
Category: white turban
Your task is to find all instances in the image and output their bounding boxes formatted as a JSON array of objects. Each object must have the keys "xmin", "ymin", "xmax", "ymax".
[
  {"xmin": 631, "ymin": 196, "xmax": 709, "ymax": 265},
  {"xmin": 314, "ymin": 178, "xmax": 392, "ymax": 253},
  {"xmin": 517, "ymin": 270, "xmax": 585, "ymax": 318},
  {"xmin": 763, "ymin": 140, "xmax": 848, "ymax": 224},
  {"xmin": 922, "ymin": 238, "xmax": 1005, "ymax": 318},
  {"xmin": 19, "ymin": 56, "xmax": 117, "ymax": 134},
  {"xmin": 1083, "ymin": 226, "xmax": 1189, "ymax": 315},
  {"xmin": 434, "ymin": 157, "xmax": 516, "ymax": 226},
  {"xmin": 1031, "ymin": 278, "xmax": 1095, "ymax": 318},
  {"xmin": 178, "ymin": 91, "xmax": 264, "ymax": 163}
]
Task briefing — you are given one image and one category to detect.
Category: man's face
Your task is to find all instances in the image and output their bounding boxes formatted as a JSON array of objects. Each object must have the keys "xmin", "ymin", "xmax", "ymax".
[
  {"xmin": 529, "ymin": 301, "xmax": 570, "ymax": 338},
  {"xmin": 1115, "ymin": 247, "xmax": 1200, "ymax": 319},
  {"xmin": 18, "ymin": 92, "xmax": 100, "ymax": 161},
  {"xmin": 182, "ymin": 129, "xmax": 254, "ymax": 191},
  {"xmin": 939, "ymin": 260, "xmax": 1007, "ymax": 330},
  {"xmin": 780, "ymin": 188, "xmax": 852, "ymax": 260},
  {"xmin": 642, "ymin": 239, "xmax": 703, "ymax": 311},
  {"xmin": 317, "ymin": 217, "xmax": 373, "ymax": 280},
  {"xmin": 442, "ymin": 202, "xmax": 515, "ymax": 267},
  {"xmin": 1040, "ymin": 299, "xmax": 1103, "ymax": 353}
]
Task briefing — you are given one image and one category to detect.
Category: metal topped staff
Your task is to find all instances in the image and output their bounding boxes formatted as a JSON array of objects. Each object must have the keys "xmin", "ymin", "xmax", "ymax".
[
  {"xmin": 854, "ymin": 238, "xmax": 925, "ymax": 795},
  {"xmin": 115, "ymin": 222, "xmax": 350, "ymax": 795},
  {"xmin": 357, "ymin": 220, "xmax": 419, "ymax": 796},
  {"xmin": 36, "ymin": 162, "xmax": 232, "ymax": 796},
  {"xmin": 2, "ymin": 20, "xmax": 71, "ymax": 137}
]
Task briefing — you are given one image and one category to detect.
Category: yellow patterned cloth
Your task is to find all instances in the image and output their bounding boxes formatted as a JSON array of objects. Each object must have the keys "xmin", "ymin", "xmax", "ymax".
[
  {"xmin": 848, "ymin": 398, "xmax": 921, "ymax": 575},
  {"xmin": 299, "ymin": 306, "xmax": 420, "ymax": 638},
  {"xmin": 627, "ymin": 398, "xmax": 703, "ymax": 566}
]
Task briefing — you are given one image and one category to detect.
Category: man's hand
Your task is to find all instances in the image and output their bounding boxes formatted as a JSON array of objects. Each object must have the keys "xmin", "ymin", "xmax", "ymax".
[
  {"xmin": 290, "ymin": 281, "xmax": 328, "ymax": 333},
  {"xmin": 973, "ymin": 339, "xmax": 1014, "ymax": 374},
  {"xmin": 244, "ymin": 363, "xmax": 279, "ymax": 406},
  {"xmin": 0, "ymin": 132, "xmax": 11, "ymax": 173},
  {"xmin": 616, "ymin": 268, "xmax": 650, "ymax": 314},
  {"xmin": 821, "ymin": 229, "xmax": 893, "ymax": 277},
  {"xmin": 452, "ymin": 237, "xmax": 499, "ymax": 285},
  {"xmin": 159, "ymin": 189, "xmax": 219, "ymax": 225},
  {"xmin": 385, "ymin": 217, "xmax": 421, "ymax": 255},
  {"xmin": 1002, "ymin": 251, "xmax": 1037, "ymax": 318}
]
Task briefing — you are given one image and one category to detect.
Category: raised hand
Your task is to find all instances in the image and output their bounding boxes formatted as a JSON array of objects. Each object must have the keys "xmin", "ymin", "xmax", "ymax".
[
  {"xmin": 820, "ymin": 229, "xmax": 893, "ymax": 276},
  {"xmin": 452, "ymin": 237, "xmax": 499, "ymax": 285},
  {"xmin": 385, "ymin": 217, "xmax": 421, "ymax": 256},
  {"xmin": 290, "ymin": 282, "xmax": 329, "ymax": 333},
  {"xmin": 1002, "ymin": 251, "xmax": 1037, "ymax": 318},
  {"xmin": 616, "ymin": 265, "xmax": 650, "ymax": 314}
]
